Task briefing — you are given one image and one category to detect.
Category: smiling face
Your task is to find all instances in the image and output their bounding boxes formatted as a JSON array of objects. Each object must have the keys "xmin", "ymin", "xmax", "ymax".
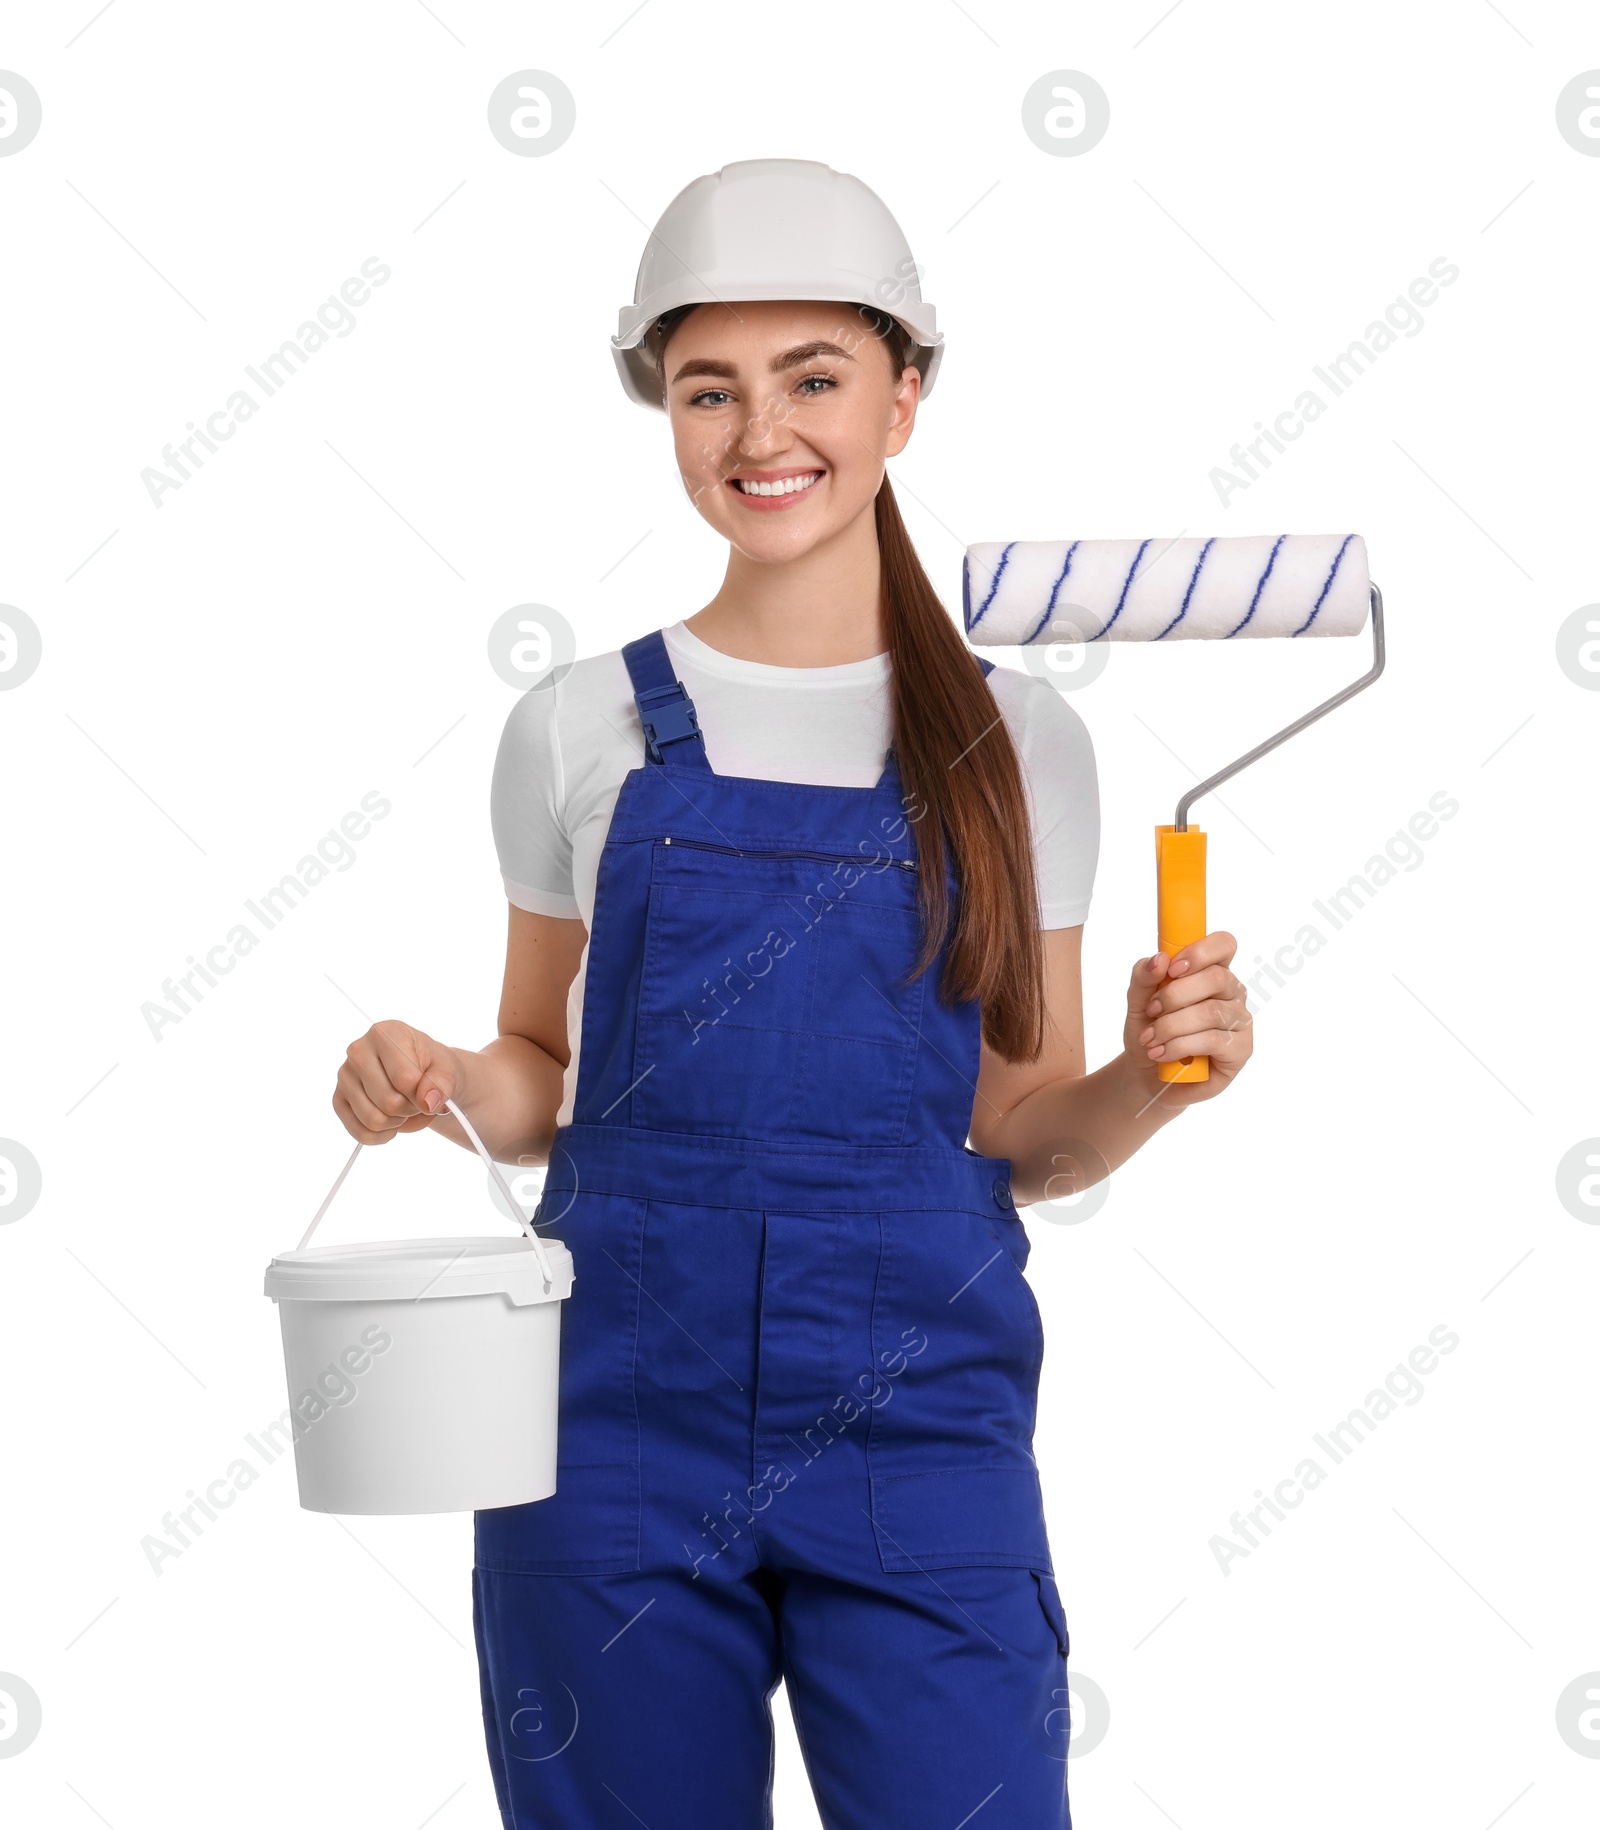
[{"xmin": 658, "ymin": 299, "xmax": 921, "ymax": 563}]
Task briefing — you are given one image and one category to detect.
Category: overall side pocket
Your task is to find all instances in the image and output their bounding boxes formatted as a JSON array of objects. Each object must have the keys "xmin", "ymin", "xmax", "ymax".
[
  {"xmin": 866, "ymin": 1207, "xmax": 1052, "ymax": 1573},
  {"xmin": 474, "ymin": 1190, "xmax": 645, "ymax": 1575}
]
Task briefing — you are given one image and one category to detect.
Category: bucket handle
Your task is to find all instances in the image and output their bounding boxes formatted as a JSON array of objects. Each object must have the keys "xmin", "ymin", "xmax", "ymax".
[{"xmin": 298, "ymin": 1098, "xmax": 557, "ymax": 1291}]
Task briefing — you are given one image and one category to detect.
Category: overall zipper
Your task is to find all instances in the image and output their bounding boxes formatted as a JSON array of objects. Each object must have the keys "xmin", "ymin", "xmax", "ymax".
[{"xmin": 660, "ymin": 835, "xmax": 917, "ymax": 871}]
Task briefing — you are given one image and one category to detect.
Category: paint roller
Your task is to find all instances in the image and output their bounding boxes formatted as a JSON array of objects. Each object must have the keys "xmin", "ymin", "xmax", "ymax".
[{"xmin": 962, "ymin": 533, "xmax": 1386, "ymax": 1082}]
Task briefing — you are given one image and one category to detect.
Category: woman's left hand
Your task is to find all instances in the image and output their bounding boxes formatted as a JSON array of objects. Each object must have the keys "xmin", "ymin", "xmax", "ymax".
[{"xmin": 1123, "ymin": 931, "xmax": 1252, "ymax": 1105}]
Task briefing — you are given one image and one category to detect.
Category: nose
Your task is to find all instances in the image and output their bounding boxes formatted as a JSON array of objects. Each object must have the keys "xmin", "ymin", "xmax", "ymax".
[
  {"xmin": 733, "ymin": 393, "xmax": 797, "ymax": 463},
  {"xmin": 688, "ymin": 397, "xmax": 798, "ymax": 493}
]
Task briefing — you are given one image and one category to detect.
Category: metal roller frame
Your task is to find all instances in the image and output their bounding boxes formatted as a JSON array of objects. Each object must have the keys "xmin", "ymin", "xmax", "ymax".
[{"xmin": 1174, "ymin": 584, "xmax": 1386, "ymax": 833}]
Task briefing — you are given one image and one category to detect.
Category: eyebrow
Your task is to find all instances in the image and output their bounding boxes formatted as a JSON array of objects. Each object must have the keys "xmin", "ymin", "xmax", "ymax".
[{"xmin": 669, "ymin": 339, "xmax": 858, "ymax": 386}]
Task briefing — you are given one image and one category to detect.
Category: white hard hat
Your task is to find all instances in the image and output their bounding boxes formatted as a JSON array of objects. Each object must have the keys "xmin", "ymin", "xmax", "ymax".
[{"xmin": 611, "ymin": 157, "xmax": 943, "ymax": 411}]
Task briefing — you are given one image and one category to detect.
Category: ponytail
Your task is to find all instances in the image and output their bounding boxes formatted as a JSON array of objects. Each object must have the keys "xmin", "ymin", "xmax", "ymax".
[{"xmin": 875, "ymin": 471, "xmax": 1045, "ymax": 1062}]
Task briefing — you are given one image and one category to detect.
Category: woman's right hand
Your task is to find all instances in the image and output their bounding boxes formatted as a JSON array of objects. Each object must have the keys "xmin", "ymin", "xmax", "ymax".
[{"xmin": 333, "ymin": 1019, "xmax": 462, "ymax": 1144}]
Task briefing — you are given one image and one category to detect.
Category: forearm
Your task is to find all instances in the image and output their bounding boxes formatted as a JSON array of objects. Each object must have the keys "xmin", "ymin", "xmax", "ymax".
[
  {"xmin": 426, "ymin": 1031, "xmax": 567, "ymax": 1166},
  {"xmin": 983, "ymin": 1046, "xmax": 1183, "ymax": 1207}
]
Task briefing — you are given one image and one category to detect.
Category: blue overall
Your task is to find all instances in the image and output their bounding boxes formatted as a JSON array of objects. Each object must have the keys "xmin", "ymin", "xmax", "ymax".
[{"xmin": 472, "ymin": 630, "xmax": 1072, "ymax": 1827}]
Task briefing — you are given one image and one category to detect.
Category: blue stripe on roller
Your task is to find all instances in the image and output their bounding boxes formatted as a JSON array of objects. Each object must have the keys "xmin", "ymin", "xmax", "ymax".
[
  {"xmin": 1291, "ymin": 533, "xmax": 1357, "ymax": 636},
  {"xmin": 1225, "ymin": 533, "xmax": 1287, "ymax": 637},
  {"xmin": 966, "ymin": 541, "xmax": 1015, "ymax": 634},
  {"xmin": 1155, "ymin": 536, "xmax": 1216, "ymax": 640},
  {"xmin": 1089, "ymin": 538, "xmax": 1151, "ymax": 641},
  {"xmin": 1022, "ymin": 540, "xmax": 1082, "ymax": 645}
]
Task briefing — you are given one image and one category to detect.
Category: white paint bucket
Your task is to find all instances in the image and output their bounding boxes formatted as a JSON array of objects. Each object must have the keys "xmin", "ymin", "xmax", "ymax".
[{"xmin": 263, "ymin": 1100, "xmax": 573, "ymax": 1515}]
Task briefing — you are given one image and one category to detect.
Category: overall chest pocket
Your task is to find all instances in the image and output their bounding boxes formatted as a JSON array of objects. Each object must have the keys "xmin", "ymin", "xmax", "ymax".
[{"xmin": 631, "ymin": 841, "xmax": 927, "ymax": 1146}]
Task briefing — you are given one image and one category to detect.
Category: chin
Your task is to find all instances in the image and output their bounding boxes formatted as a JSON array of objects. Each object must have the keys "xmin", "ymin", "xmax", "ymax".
[{"xmin": 730, "ymin": 531, "xmax": 828, "ymax": 565}]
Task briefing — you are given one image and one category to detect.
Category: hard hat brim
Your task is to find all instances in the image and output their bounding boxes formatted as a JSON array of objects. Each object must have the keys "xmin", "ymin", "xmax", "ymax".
[{"xmin": 613, "ymin": 294, "xmax": 944, "ymax": 413}]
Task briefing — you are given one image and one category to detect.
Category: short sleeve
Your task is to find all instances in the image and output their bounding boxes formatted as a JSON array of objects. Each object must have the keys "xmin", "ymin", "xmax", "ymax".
[
  {"xmin": 1007, "ymin": 675, "xmax": 1100, "ymax": 928},
  {"xmin": 489, "ymin": 685, "xmax": 580, "ymax": 918}
]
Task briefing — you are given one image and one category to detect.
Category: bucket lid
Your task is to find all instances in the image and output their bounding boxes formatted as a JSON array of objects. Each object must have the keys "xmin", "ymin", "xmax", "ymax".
[{"xmin": 264, "ymin": 1235, "xmax": 573, "ymax": 1307}]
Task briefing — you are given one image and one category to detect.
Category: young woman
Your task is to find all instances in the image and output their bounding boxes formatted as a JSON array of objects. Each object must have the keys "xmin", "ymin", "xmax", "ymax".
[{"xmin": 332, "ymin": 160, "xmax": 1251, "ymax": 1828}]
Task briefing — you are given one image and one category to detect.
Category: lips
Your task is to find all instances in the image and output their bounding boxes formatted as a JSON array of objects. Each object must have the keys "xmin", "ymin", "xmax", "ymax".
[{"xmin": 726, "ymin": 467, "xmax": 825, "ymax": 511}]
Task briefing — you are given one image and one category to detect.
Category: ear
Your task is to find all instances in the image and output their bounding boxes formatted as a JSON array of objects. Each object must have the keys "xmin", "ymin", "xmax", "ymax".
[{"xmin": 885, "ymin": 364, "xmax": 922, "ymax": 458}]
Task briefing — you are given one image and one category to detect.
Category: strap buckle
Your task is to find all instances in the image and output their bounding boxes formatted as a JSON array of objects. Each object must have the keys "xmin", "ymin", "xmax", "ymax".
[{"xmin": 636, "ymin": 680, "xmax": 702, "ymax": 764}]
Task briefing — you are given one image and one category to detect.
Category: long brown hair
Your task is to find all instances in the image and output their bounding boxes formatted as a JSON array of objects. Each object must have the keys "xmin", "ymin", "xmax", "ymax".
[{"xmin": 650, "ymin": 302, "xmax": 1045, "ymax": 1062}]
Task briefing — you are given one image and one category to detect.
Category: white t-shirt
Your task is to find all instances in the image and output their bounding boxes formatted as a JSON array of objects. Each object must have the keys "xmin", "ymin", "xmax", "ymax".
[{"xmin": 490, "ymin": 619, "xmax": 1099, "ymax": 1127}]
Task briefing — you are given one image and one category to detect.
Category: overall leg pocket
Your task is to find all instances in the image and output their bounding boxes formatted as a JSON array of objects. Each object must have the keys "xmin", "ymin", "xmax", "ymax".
[
  {"xmin": 866, "ymin": 1208, "xmax": 1053, "ymax": 1573},
  {"xmin": 474, "ymin": 1191, "xmax": 645, "ymax": 1575}
]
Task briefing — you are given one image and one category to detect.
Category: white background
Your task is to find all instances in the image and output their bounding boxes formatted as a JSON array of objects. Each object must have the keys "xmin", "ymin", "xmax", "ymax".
[{"xmin": 2, "ymin": 2, "xmax": 1596, "ymax": 1826}]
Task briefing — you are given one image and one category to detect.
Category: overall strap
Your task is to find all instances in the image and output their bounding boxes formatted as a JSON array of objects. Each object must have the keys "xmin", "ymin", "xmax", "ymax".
[{"xmin": 621, "ymin": 629, "xmax": 710, "ymax": 770}]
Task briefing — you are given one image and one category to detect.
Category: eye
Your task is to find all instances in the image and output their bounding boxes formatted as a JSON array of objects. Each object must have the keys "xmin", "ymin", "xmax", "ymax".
[
  {"xmin": 796, "ymin": 372, "xmax": 837, "ymax": 396},
  {"xmin": 687, "ymin": 387, "xmax": 734, "ymax": 408}
]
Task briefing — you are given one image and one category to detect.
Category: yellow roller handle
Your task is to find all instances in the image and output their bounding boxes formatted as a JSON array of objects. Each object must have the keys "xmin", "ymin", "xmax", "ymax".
[{"xmin": 1154, "ymin": 825, "xmax": 1209, "ymax": 1083}]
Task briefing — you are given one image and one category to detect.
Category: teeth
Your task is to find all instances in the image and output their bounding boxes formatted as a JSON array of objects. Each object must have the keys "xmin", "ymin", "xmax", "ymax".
[{"xmin": 736, "ymin": 472, "xmax": 821, "ymax": 496}]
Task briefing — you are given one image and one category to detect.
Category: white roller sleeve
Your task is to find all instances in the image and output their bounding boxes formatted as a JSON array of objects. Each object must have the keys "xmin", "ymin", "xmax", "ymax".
[{"xmin": 964, "ymin": 533, "xmax": 1370, "ymax": 643}]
